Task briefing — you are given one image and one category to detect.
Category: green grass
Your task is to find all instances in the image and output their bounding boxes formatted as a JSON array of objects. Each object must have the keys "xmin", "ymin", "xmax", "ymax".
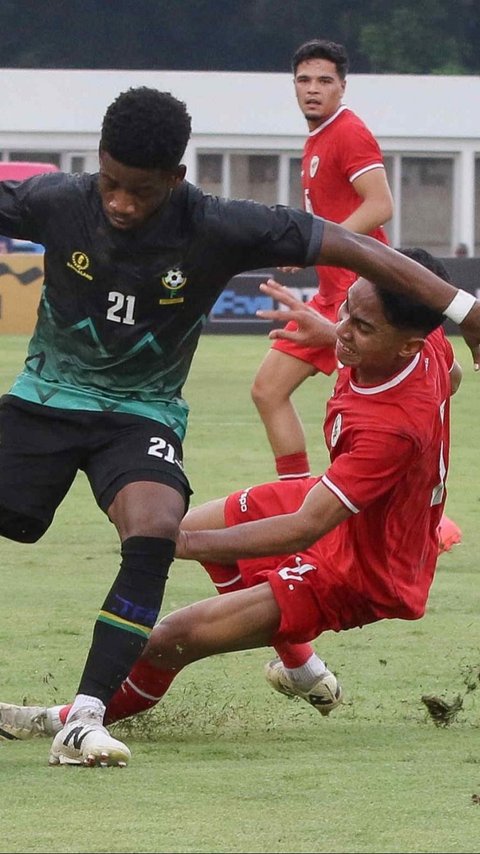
[{"xmin": 1, "ymin": 333, "xmax": 480, "ymax": 854}]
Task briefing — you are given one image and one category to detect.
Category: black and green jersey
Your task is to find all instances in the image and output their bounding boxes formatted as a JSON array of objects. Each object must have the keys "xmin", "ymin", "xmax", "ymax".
[{"xmin": 0, "ymin": 172, "xmax": 324, "ymax": 438}]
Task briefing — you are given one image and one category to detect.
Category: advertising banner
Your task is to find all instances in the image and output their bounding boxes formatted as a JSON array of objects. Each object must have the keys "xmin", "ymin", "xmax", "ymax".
[
  {"xmin": 0, "ymin": 255, "xmax": 43, "ymax": 334},
  {"xmin": 0, "ymin": 255, "xmax": 478, "ymax": 336}
]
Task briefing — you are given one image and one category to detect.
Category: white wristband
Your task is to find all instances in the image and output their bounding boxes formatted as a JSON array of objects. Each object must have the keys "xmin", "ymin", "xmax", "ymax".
[{"xmin": 443, "ymin": 289, "xmax": 476, "ymax": 324}]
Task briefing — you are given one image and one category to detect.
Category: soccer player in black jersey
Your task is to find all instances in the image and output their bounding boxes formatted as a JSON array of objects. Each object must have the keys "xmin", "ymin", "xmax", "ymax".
[{"xmin": 0, "ymin": 86, "xmax": 479, "ymax": 767}]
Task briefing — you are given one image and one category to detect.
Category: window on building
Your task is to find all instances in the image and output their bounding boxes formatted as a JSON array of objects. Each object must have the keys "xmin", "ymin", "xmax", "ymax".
[
  {"xmin": 288, "ymin": 158, "xmax": 302, "ymax": 208},
  {"xmin": 70, "ymin": 156, "xmax": 86, "ymax": 174},
  {"xmin": 475, "ymin": 157, "xmax": 480, "ymax": 256},
  {"xmin": 7, "ymin": 151, "xmax": 61, "ymax": 167},
  {"xmin": 230, "ymin": 154, "xmax": 278, "ymax": 205},
  {"xmin": 196, "ymin": 152, "xmax": 305, "ymax": 207},
  {"xmin": 198, "ymin": 154, "xmax": 223, "ymax": 195},
  {"xmin": 400, "ymin": 157, "xmax": 453, "ymax": 255},
  {"xmin": 381, "ymin": 155, "xmax": 395, "ymax": 245}
]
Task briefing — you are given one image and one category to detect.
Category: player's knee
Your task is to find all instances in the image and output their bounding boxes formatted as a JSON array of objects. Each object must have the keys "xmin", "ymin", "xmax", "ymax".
[
  {"xmin": 0, "ymin": 506, "xmax": 48, "ymax": 543},
  {"xmin": 147, "ymin": 611, "xmax": 197, "ymax": 667},
  {"xmin": 251, "ymin": 373, "xmax": 275, "ymax": 410}
]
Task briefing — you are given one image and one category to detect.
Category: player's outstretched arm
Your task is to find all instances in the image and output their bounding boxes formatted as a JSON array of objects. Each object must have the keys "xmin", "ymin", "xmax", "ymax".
[
  {"xmin": 316, "ymin": 221, "xmax": 480, "ymax": 369},
  {"xmin": 175, "ymin": 481, "xmax": 351, "ymax": 565}
]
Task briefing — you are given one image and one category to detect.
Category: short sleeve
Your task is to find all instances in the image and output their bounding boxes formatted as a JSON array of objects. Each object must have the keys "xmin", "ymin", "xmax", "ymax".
[{"xmin": 321, "ymin": 430, "xmax": 417, "ymax": 512}]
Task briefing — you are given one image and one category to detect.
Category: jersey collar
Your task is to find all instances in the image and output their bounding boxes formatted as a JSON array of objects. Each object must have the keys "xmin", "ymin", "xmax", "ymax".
[
  {"xmin": 308, "ymin": 104, "xmax": 348, "ymax": 138},
  {"xmin": 349, "ymin": 352, "xmax": 421, "ymax": 396}
]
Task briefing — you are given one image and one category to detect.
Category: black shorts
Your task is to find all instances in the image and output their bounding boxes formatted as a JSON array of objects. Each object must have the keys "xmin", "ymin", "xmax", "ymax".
[{"xmin": 0, "ymin": 395, "xmax": 192, "ymax": 542}]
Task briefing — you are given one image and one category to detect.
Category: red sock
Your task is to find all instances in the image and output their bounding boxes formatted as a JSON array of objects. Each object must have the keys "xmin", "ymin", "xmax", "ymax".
[
  {"xmin": 104, "ymin": 657, "xmax": 182, "ymax": 724},
  {"xmin": 59, "ymin": 704, "xmax": 72, "ymax": 725},
  {"xmin": 275, "ymin": 452, "xmax": 311, "ymax": 480},
  {"xmin": 57, "ymin": 658, "xmax": 182, "ymax": 726},
  {"xmin": 274, "ymin": 640, "xmax": 314, "ymax": 667}
]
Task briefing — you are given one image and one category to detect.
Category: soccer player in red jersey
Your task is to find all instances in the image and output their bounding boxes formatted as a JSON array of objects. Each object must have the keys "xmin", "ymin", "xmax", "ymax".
[
  {"xmin": 252, "ymin": 39, "xmax": 393, "ymax": 481},
  {"xmin": 145, "ymin": 273, "xmax": 460, "ymax": 711}
]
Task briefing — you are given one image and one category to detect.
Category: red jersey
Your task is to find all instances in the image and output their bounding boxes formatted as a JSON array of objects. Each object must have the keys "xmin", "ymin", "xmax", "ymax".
[
  {"xmin": 303, "ymin": 106, "xmax": 389, "ymax": 307},
  {"xmin": 318, "ymin": 326, "xmax": 453, "ymax": 619},
  {"xmin": 272, "ymin": 106, "xmax": 390, "ymax": 373},
  {"xmin": 227, "ymin": 328, "xmax": 454, "ymax": 642},
  {"xmin": 302, "ymin": 107, "xmax": 388, "ymax": 231}
]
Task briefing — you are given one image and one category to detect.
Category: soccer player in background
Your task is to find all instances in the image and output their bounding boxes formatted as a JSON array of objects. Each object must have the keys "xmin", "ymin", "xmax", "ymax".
[{"xmin": 251, "ymin": 39, "xmax": 393, "ymax": 481}]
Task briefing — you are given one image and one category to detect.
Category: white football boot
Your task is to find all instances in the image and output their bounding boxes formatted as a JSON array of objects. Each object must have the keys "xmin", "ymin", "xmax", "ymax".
[
  {"xmin": 48, "ymin": 711, "xmax": 131, "ymax": 767},
  {"xmin": 264, "ymin": 658, "xmax": 343, "ymax": 716},
  {"xmin": 0, "ymin": 701, "xmax": 63, "ymax": 740}
]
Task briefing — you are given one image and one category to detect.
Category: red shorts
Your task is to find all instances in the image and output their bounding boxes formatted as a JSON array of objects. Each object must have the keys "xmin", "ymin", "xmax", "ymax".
[{"xmin": 224, "ymin": 479, "xmax": 378, "ymax": 644}]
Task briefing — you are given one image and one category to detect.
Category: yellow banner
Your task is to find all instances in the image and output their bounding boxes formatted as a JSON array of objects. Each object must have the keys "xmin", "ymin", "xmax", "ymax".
[{"xmin": 0, "ymin": 254, "xmax": 43, "ymax": 334}]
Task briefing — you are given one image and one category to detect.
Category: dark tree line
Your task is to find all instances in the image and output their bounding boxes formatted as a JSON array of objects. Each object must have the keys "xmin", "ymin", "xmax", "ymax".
[{"xmin": 1, "ymin": 0, "xmax": 478, "ymax": 74}]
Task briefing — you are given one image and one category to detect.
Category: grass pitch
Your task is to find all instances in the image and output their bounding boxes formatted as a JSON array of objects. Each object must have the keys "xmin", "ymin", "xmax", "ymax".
[{"xmin": 0, "ymin": 333, "xmax": 480, "ymax": 854}]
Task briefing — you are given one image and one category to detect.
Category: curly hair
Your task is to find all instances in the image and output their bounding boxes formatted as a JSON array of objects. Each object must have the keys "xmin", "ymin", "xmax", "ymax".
[
  {"xmin": 291, "ymin": 40, "xmax": 349, "ymax": 79},
  {"xmin": 375, "ymin": 248, "xmax": 449, "ymax": 335},
  {"xmin": 100, "ymin": 86, "xmax": 192, "ymax": 171}
]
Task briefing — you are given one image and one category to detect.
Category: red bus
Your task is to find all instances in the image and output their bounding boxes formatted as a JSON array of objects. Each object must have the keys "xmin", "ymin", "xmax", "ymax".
[{"xmin": 0, "ymin": 161, "xmax": 59, "ymax": 180}]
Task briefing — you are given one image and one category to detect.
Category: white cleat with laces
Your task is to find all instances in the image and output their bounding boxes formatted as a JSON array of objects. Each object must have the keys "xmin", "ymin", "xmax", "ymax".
[{"xmin": 48, "ymin": 712, "xmax": 131, "ymax": 768}]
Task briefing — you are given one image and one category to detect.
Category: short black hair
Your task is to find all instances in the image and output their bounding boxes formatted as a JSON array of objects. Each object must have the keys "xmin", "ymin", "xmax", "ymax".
[
  {"xmin": 100, "ymin": 86, "xmax": 192, "ymax": 171},
  {"xmin": 291, "ymin": 39, "xmax": 349, "ymax": 79},
  {"xmin": 375, "ymin": 248, "xmax": 448, "ymax": 335}
]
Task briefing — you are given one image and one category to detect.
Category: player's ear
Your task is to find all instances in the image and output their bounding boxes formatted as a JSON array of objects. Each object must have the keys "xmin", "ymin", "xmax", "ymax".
[
  {"xmin": 171, "ymin": 164, "xmax": 186, "ymax": 186},
  {"xmin": 399, "ymin": 336, "xmax": 425, "ymax": 358}
]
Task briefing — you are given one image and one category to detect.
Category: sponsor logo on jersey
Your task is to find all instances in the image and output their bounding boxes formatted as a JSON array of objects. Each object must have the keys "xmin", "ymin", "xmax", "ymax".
[
  {"xmin": 159, "ymin": 268, "xmax": 187, "ymax": 305},
  {"xmin": 309, "ymin": 156, "xmax": 320, "ymax": 178},
  {"xmin": 66, "ymin": 251, "xmax": 93, "ymax": 281},
  {"xmin": 331, "ymin": 413, "xmax": 342, "ymax": 447}
]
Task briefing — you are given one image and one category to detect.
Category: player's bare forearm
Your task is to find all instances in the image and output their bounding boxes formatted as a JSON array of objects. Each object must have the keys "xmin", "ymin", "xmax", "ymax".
[
  {"xmin": 340, "ymin": 199, "xmax": 392, "ymax": 236},
  {"xmin": 175, "ymin": 483, "xmax": 351, "ymax": 564},
  {"xmin": 176, "ymin": 516, "xmax": 312, "ymax": 564}
]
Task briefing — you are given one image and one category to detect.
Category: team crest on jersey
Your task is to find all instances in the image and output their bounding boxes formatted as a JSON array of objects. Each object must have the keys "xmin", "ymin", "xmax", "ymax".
[
  {"xmin": 159, "ymin": 268, "xmax": 187, "ymax": 305},
  {"xmin": 331, "ymin": 413, "xmax": 342, "ymax": 447},
  {"xmin": 309, "ymin": 156, "xmax": 320, "ymax": 178},
  {"xmin": 66, "ymin": 251, "xmax": 93, "ymax": 281}
]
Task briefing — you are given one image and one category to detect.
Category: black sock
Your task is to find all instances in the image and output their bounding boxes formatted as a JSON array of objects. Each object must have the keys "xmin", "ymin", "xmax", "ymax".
[{"xmin": 76, "ymin": 536, "xmax": 176, "ymax": 704}]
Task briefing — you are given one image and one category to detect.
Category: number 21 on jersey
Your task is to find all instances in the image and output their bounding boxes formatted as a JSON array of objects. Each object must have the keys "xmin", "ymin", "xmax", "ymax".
[{"xmin": 107, "ymin": 291, "xmax": 136, "ymax": 325}]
